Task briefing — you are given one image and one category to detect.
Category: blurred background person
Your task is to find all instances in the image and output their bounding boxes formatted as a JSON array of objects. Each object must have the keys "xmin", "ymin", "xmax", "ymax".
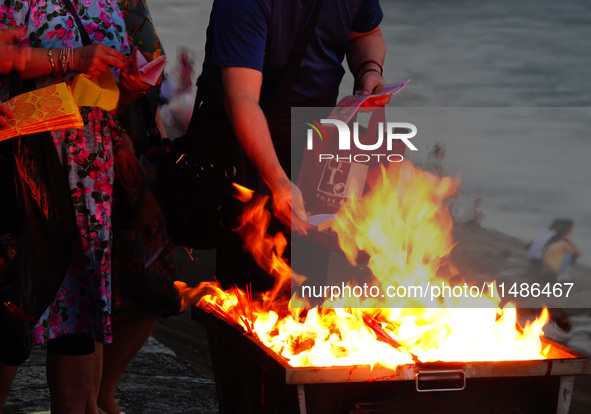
[
  {"xmin": 425, "ymin": 142, "xmax": 446, "ymax": 178},
  {"xmin": 528, "ymin": 218, "xmax": 561, "ymax": 268},
  {"xmin": 97, "ymin": 1, "xmax": 182, "ymax": 413},
  {"xmin": 542, "ymin": 219, "xmax": 581, "ymax": 283},
  {"xmin": 159, "ymin": 47, "xmax": 196, "ymax": 139}
]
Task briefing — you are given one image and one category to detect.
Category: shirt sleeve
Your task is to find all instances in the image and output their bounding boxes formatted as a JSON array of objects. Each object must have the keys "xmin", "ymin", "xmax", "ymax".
[
  {"xmin": 210, "ymin": 0, "xmax": 269, "ymax": 71},
  {"xmin": 352, "ymin": 0, "xmax": 383, "ymax": 34}
]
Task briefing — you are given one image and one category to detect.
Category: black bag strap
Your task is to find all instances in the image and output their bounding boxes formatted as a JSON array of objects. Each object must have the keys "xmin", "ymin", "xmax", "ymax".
[
  {"xmin": 6, "ymin": 70, "xmax": 77, "ymax": 238},
  {"xmin": 61, "ymin": 0, "xmax": 93, "ymax": 46},
  {"xmin": 266, "ymin": 0, "xmax": 325, "ymax": 127}
]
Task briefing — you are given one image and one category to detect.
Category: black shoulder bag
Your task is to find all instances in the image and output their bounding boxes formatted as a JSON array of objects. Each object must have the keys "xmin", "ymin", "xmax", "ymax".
[
  {"xmin": 0, "ymin": 71, "xmax": 77, "ymax": 365},
  {"xmin": 159, "ymin": 0, "xmax": 325, "ymax": 249}
]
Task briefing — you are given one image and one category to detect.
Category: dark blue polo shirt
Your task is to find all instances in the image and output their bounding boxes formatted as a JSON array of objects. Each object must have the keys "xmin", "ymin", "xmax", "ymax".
[{"xmin": 197, "ymin": 0, "xmax": 383, "ymax": 110}]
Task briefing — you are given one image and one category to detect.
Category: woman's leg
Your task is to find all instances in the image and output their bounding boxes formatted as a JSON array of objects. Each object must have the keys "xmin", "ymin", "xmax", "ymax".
[
  {"xmin": 97, "ymin": 315, "xmax": 158, "ymax": 414},
  {"xmin": 86, "ymin": 342, "xmax": 104, "ymax": 414},
  {"xmin": 0, "ymin": 362, "xmax": 18, "ymax": 414},
  {"xmin": 46, "ymin": 352, "xmax": 95, "ymax": 413},
  {"xmin": 46, "ymin": 335, "xmax": 97, "ymax": 414}
]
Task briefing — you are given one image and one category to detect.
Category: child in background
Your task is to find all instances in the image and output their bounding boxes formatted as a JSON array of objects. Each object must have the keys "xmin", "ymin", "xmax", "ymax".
[{"xmin": 542, "ymin": 219, "xmax": 581, "ymax": 282}]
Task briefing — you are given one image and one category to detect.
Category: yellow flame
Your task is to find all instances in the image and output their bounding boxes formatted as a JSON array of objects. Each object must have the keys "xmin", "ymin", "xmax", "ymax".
[
  {"xmin": 232, "ymin": 183, "xmax": 255, "ymax": 203},
  {"xmin": 178, "ymin": 162, "xmax": 553, "ymax": 368}
]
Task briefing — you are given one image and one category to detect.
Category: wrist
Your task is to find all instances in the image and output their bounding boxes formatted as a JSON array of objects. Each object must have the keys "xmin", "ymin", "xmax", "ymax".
[
  {"xmin": 354, "ymin": 59, "xmax": 383, "ymax": 79},
  {"xmin": 354, "ymin": 69, "xmax": 384, "ymax": 93},
  {"xmin": 58, "ymin": 47, "xmax": 74, "ymax": 75},
  {"xmin": 70, "ymin": 48, "xmax": 76, "ymax": 72},
  {"xmin": 71, "ymin": 47, "xmax": 79, "ymax": 73},
  {"xmin": 266, "ymin": 173, "xmax": 291, "ymax": 195},
  {"xmin": 354, "ymin": 59, "xmax": 384, "ymax": 91},
  {"xmin": 137, "ymin": 84, "xmax": 155, "ymax": 95},
  {"xmin": 47, "ymin": 48, "xmax": 57, "ymax": 75}
]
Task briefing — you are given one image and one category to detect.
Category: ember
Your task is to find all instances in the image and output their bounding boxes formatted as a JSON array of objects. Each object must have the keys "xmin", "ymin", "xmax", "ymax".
[{"xmin": 176, "ymin": 161, "xmax": 556, "ymax": 369}]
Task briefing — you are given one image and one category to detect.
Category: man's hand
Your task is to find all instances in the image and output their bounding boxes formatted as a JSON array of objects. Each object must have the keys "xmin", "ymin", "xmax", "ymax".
[
  {"xmin": 270, "ymin": 178, "xmax": 309, "ymax": 235},
  {"xmin": 222, "ymin": 66, "xmax": 311, "ymax": 231},
  {"xmin": 354, "ymin": 64, "xmax": 386, "ymax": 96},
  {"xmin": 356, "ymin": 70, "xmax": 391, "ymax": 106}
]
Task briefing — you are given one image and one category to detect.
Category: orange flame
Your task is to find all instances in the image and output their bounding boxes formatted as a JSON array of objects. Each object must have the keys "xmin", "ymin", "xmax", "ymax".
[
  {"xmin": 232, "ymin": 183, "xmax": 255, "ymax": 203},
  {"xmin": 178, "ymin": 162, "xmax": 552, "ymax": 368}
]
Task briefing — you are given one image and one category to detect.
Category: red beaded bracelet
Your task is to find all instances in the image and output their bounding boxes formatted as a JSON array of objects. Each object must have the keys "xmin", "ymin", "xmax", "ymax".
[
  {"xmin": 359, "ymin": 67, "xmax": 382, "ymax": 77},
  {"xmin": 355, "ymin": 59, "xmax": 383, "ymax": 78}
]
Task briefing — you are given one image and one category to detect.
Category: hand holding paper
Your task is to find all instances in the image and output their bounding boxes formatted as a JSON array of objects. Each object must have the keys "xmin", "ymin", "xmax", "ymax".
[
  {"xmin": 127, "ymin": 48, "xmax": 167, "ymax": 86},
  {"xmin": 72, "ymin": 43, "xmax": 126, "ymax": 77},
  {"xmin": 0, "ymin": 83, "xmax": 83, "ymax": 142},
  {"xmin": 327, "ymin": 80, "xmax": 409, "ymax": 124}
]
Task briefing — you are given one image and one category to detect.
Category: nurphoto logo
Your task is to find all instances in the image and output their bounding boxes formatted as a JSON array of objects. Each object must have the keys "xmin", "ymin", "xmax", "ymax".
[{"xmin": 306, "ymin": 118, "xmax": 418, "ymax": 164}]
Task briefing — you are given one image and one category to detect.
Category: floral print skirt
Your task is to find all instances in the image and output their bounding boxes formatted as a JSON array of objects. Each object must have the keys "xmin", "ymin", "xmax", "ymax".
[{"xmin": 32, "ymin": 108, "xmax": 118, "ymax": 345}]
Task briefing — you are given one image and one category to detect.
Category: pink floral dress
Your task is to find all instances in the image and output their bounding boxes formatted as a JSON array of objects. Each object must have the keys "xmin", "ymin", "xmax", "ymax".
[{"xmin": 0, "ymin": 0, "xmax": 129, "ymax": 344}]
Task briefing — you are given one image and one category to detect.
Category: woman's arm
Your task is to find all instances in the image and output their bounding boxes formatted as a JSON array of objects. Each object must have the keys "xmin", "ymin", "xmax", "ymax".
[
  {"xmin": 18, "ymin": 44, "xmax": 125, "ymax": 79},
  {"xmin": 0, "ymin": 28, "xmax": 30, "ymax": 74},
  {"xmin": 565, "ymin": 238, "xmax": 582, "ymax": 257}
]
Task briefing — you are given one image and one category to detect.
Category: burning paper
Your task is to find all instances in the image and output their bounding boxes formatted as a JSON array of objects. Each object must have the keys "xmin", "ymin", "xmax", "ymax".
[{"xmin": 176, "ymin": 162, "xmax": 552, "ymax": 369}]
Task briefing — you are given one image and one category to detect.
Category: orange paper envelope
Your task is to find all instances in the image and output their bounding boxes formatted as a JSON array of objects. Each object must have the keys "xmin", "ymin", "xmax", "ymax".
[
  {"xmin": 70, "ymin": 71, "xmax": 120, "ymax": 111},
  {"xmin": 0, "ymin": 82, "xmax": 83, "ymax": 142}
]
